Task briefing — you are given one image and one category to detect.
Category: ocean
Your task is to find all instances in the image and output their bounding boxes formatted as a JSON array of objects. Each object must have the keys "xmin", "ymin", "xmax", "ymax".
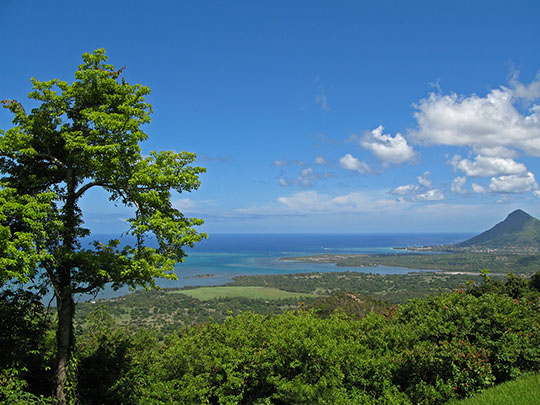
[{"xmin": 77, "ymin": 233, "xmax": 472, "ymax": 302}]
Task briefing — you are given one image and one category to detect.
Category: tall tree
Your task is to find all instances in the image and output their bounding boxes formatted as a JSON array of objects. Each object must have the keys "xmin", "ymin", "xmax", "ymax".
[{"xmin": 0, "ymin": 49, "xmax": 206, "ymax": 403}]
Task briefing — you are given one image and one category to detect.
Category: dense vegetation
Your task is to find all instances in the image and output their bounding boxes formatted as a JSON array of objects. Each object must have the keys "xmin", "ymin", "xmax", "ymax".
[
  {"xmin": 72, "ymin": 272, "xmax": 477, "ymax": 336},
  {"xmin": 4, "ymin": 271, "xmax": 540, "ymax": 404},
  {"xmin": 74, "ymin": 289, "xmax": 317, "ymax": 336},
  {"xmin": 284, "ymin": 252, "xmax": 540, "ymax": 274},
  {"xmin": 231, "ymin": 271, "xmax": 483, "ymax": 303}
]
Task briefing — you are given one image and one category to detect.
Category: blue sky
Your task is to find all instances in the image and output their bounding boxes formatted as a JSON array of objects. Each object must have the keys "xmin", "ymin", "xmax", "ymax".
[{"xmin": 2, "ymin": 1, "xmax": 540, "ymax": 234}]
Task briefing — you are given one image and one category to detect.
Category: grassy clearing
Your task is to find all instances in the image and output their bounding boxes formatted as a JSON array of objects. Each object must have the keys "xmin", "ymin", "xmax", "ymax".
[
  {"xmin": 171, "ymin": 286, "xmax": 320, "ymax": 301},
  {"xmin": 453, "ymin": 373, "xmax": 540, "ymax": 405}
]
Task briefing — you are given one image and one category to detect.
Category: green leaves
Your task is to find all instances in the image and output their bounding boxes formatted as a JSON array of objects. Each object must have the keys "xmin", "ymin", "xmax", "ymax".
[{"xmin": 0, "ymin": 188, "xmax": 57, "ymax": 283}]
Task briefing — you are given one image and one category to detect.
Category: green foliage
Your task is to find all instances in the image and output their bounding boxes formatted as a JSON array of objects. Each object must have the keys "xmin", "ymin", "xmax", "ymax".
[
  {"xmin": 284, "ymin": 252, "xmax": 540, "ymax": 273},
  {"xmin": 0, "ymin": 289, "xmax": 54, "ymax": 398},
  {"xmin": 231, "ymin": 271, "xmax": 479, "ymax": 303},
  {"xmin": 0, "ymin": 368, "xmax": 56, "ymax": 404},
  {"xmin": 309, "ymin": 290, "xmax": 390, "ymax": 319},
  {"xmin": 173, "ymin": 286, "xmax": 319, "ymax": 301},
  {"xmin": 75, "ymin": 307, "xmax": 161, "ymax": 405},
  {"xmin": 0, "ymin": 189, "xmax": 57, "ymax": 284},
  {"xmin": 68, "ymin": 271, "xmax": 540, "ymax": 404},
  {"xmin": 127, "ymin": 311, "xmax": 408, "ymax": 404},
  {"xmin": 74, "ymin": 289, "xmax": 315, "ymax": 336}
]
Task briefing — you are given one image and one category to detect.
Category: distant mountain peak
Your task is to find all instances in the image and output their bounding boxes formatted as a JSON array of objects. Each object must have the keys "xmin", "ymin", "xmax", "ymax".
[
  {"xmin": 507, "ymin": 209, "xmax": 531, "ymax": 218},
  {"xmin": 456, "ymin": 209, "xmax": 540, "ymax": 250}
]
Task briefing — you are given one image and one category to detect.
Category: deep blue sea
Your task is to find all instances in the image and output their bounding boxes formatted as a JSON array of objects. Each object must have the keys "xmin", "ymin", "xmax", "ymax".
[{"xmin": 77, "ymin": 233, "xmax": 473, "ymax": 302}]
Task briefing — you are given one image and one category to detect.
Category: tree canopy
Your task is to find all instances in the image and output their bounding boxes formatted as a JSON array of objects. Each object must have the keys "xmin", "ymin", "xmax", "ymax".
[{"xmin": 0, "ymin": 48, "xmax": 206, "ymax": 403}]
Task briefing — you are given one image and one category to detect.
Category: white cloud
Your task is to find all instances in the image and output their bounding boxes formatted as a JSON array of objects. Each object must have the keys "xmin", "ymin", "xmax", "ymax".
[
  {"xmin": 315, "ymin": 156, "xmax": 327, "ymax": 165},
  {"xmin": 451, "ymin": 176, "xmax": 467, "ymax": 193},
  {"xmin": 471, "ymin": 183, "xmax": 486, "ymax": 194},
  {"xmin": 510, "ymin": 71, "xmax": 540, "ymax": 101},
  {"xmin": 476, "ymin": 146, "xmax": 518, "ymax": 158},
  {"xmin": 361, "ymin": 125, "xmax": 416, "ymax": 165},
  {"xmin": 534, "ymin": 190, "xmax": 540, "ymax": 199},
  {"xmin": 390, "ymin": 171, "xmax": 443, "ymax": 201},
  {"xmin": 279, "ymin": 167, "xmax": 323, "ymax": 187},
  {"xmin": 488, "ymin": 171, "xmax": 538, "ymax": 193},
  {"xmin": 414, "ymin": 189, "xmax": 445, "ymax": 201},
  {"xmin": 390, "ymin": 184, "xmax": 421, "ymax": 195},
  {"xmin": 417, "ymin": 171, "xmax": 432, "ymax": 188},
  {"xmin": 339, "ymin": 154, "xmax": 371, "ymax": 174},
  {"xmin": 449, "ymin": 155, "xmax": 527, "ymax": 177},
  {"xmin": 273, "ymin": 160, "xmax": 288, "ymax": 167},
  {"xmin": 173, "ymin": 198, "xmax": 196, "ymax": 211},
  {"xmin": 410, "ymin": 82, "xmax": 540, "ymax": 156}
]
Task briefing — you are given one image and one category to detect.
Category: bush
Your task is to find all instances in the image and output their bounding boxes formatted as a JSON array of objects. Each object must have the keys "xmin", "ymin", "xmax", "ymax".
[{"xmin": 72, "ymin": 273, "xmax": 540, "ymax": 404}]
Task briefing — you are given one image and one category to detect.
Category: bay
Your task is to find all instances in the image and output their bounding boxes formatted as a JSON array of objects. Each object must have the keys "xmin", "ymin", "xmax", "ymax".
[{"xmin": 77, "ymin": 233, "xmax": 472, "ymax": 302}]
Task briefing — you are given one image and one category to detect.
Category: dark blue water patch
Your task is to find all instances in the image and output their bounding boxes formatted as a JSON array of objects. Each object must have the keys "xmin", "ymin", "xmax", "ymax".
[
  {"xmin": 188, "ymin": 233, "xmax": 473, "ymax": 254},
  {"xmin": 85, "ymin": 233, "xmax": 473, "ymax": 254}
]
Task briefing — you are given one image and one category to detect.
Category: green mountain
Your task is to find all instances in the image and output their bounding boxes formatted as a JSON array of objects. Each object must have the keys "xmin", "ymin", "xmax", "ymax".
[{"xmin": 456, "ymin": 209, "xmax": 540, "ymax": 250}]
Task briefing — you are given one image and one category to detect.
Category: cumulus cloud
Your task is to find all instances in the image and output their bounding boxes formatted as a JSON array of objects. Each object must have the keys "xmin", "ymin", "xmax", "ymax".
[
  {"xmin": 392, "ymin": 186, "xmax": 445, "ymax": 201},
  {"xmin": 390, "ymin": 171, "xmax": 443, "ymax": 201},
  {"xmin": 510, "ymin": 70, "xmax": 540, "ymax": 101},
  {"xmin": 449, "ymin": 155, "xmax": 527, "ymax": 177},
  {"xmin": 417, "ymin": 171, "xmax": 432, "ymax": 188},
  {"xmin": 361, "ymin": 125, "xmax": 417, "ymax": 165},
  {"xmin": 339, "ymin": 154, "xmax": 371, "ymax": 174},
  {"xmin": 390, "ymin": 184, "xmax": 421, "ymax": 195},
  {"xmin": 410, "ymin": 79, "xmax": 540, "ymax": 156},
  {"xmin": 476, "ymin": 146, "xmax": 518, "ymax": 158},
  {"xmin": 415, "ymin": 189, "xmax": 445, "ymax": 201},
  {"xmin": 315, "ymin": 156, "xmax": 327, "ymax": 165},
  {"xmin": 488, "ymin": 171, "xmax": 538, "ymax": 193},
  {"xmin": 279, "ymin": 167, "xmax": 328, "ymax": 187},
  {"xmin": 471, "ymin": 183, "xmax": 486, "ymax": 194},
  {"xmin": 451, "ymin": 176, "xmax": 467, "ymax": 193}
]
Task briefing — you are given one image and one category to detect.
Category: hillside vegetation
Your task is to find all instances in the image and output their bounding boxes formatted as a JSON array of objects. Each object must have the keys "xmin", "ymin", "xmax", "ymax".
[
  {"xmin": 456, "ymin": 209, "xmax": 540, "ymax": 250},
  {"xmin": 5, "ymin": 271, "xmax": 540, "ymax": 404},
  {"xmin": 283, "ymin": 252, "xmax": 540, "ymax": 273},
  {"xmin": 72, "ymin": 271, "xmax": 477, "ymax": 335}
]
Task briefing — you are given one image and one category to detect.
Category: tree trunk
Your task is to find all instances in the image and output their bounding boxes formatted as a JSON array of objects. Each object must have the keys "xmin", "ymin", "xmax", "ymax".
[
  {"xmin": 55, "ymin": 287, "xmax": 75, "ymax": 403},
  {"xmin": 55, "ymin": 169, "xmax": 77, "ymax": 404}
]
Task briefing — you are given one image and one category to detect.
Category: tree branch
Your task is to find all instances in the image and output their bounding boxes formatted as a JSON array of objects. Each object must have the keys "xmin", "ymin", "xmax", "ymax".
[
  {"xmin": 74, "ymin": 181, "xmax": 104, "ymax": 199},
  {"xmin": 35, "ymin": 153, "xmax": 67, "ymax": 169},
  {"xmin": 72, "ymin": 280, "xmax": 110, "ymax": 294},
  {"xmin": 44, "ymin": 264, "xmax": 61, "ymax": 300}
]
